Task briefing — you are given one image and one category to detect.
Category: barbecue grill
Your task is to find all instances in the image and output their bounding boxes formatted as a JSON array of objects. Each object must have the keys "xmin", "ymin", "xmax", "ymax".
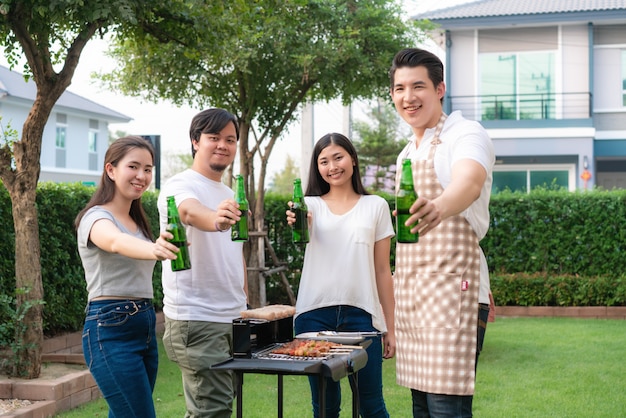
[{"xmin": 212, "ymin": 316, "xmax": 370, "ymax": 418}]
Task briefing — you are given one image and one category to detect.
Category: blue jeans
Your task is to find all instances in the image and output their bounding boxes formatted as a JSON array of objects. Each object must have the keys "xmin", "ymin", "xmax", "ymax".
[
  {"xmin": 294, "ymin": 305, "xmax": 390, "ymax": 418},
  {"xmin": 411, "ymin": 391, "xmax": 473, "ymax": 418},
  {"xmin": 82, "ymin": 299, "xmax": 158, "ymax": 418},
  {"xmin": 411, "ymin": 304, "xmax": 490, "ymax": 418}
]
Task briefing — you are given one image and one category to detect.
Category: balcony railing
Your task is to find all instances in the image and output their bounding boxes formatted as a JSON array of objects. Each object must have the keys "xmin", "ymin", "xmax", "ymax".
[{"xmin": 448, "ymin": 92, "xmax": 592, "ymax": 121}]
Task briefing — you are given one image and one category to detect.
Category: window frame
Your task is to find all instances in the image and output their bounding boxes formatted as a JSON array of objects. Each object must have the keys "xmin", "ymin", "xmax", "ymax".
[
  {"xmin": 492, "ymin": 163, "xmax": 576, "ymax": 193},
  {"xmin": 55, "ymin": 125, "xmax": 67, "ymax": 149},
  {"xmin": 479, "ymin": 50, "xmax": 557, "ymax": 120},
  {"xmin": 88, "ymin": 130, "xmax": 98, "ymax": 153},
  {"xmin": 621, "ymin": 49, "xmax": 626, "ymax": 107}
]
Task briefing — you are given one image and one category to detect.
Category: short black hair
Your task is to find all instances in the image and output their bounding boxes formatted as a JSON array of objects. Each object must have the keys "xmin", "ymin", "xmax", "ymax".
[
  {"xmin": 389, "ymin": 48, "xmax": 444, "ymax": 93},
  {"xmin": 188, "ymin": 108, "xmax": 239, "ymax": 157}
]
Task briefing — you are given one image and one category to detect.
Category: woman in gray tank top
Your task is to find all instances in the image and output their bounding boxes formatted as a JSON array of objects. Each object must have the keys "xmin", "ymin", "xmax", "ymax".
[{"xmin": 75, "ymin": 136, "xmax": 179, "ymax": 418}]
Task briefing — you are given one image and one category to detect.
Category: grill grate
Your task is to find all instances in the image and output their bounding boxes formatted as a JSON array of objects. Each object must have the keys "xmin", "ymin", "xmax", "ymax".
[
  {"xmin": 251, "ymin": 341, "xmax": 363, "ymax": 362},
  {"xmin": 252, "ymin": 343, "xmax": 334, "ymax": 361}
]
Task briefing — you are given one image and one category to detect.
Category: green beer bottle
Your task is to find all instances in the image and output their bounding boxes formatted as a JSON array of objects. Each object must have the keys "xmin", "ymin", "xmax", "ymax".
[
  {"xmin": 292, "ymin": 178, "xmax": 309, "ymax": 244},
  {"xmin": 166, "ymin": 196, "xmax": 191, "ymax": 271},
  {"xmin": 231, "ymin": 175, "xmax": 249, "ymax": 242},
  {"xmin": 396, "ymin": 159, "xmax": 419, "ymax": 243}
]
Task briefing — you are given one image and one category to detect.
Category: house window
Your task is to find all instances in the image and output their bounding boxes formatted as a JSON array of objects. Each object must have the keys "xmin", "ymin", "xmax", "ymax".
[
  {"xmin": 622, "ymin": 50, "xmax": 626, "ymax": 107},
  {"xmin": 88, "ymin": 119, "xmax": 98, "ymax": 171},
  {"xmin": 88, "ymin": 131, "xmax": 97, "ymax": 152},
  {"xmin": 492, "ymin": 164, "xmax": 574, "ymax": 193},
  {"xmin": 88, "ymin": 131, "xmax": 98, "ymax": 170},
  {"xmin": 55, "ymin": 126, "xmax": 66, "ymax": 148},
  {"xmin": 480, "ymin": 51, "xmax": 555, "ymax": 120},
  {"xmin": 55, "ymin": 114, "xmax": 67, "ymax": 168}
]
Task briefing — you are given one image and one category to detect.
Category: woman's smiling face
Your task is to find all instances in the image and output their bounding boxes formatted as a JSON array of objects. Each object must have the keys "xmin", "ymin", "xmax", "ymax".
[
  {"xmin": 317, "ymin": 143, "xmax": 354, "ymax": 187},
  {"xmin": 106, "ymin": 147, "xmax": 153, "ymax": 200}
]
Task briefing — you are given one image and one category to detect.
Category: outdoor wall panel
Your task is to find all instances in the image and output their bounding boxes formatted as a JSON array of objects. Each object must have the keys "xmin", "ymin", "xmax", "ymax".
[
  {"xmin": 594, "ymin": 24, "xmax": 626, "ymax": 45},
  {"xmin": 449, "ymin": 30, "xmax": 478, "ymax": 101},
  {"xmin": 593, "ymin": 48, "xmax": 624, "ymax": 110},
  {"xmin": 479, "ymin": 27, "xmax": 557, "ymax": 53},
  {"xmin": 594, "ymin": 113, "xmax": 626, "ymax": 130}
]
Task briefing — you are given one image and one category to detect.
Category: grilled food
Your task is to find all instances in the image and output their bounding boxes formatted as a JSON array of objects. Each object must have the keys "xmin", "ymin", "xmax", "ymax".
[{"xmin": 271, "ymin": 339, "xmax": 335, "ymax": 357}]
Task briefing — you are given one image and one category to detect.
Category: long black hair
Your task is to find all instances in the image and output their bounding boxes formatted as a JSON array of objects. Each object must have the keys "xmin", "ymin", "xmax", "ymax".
[
  {"xmin": 74, "ymin": 136, "xmax": 154, "ymax": 239},
  {"xmin": 305, "ymin": 132, "xmax": 369, "ymax": 196}
]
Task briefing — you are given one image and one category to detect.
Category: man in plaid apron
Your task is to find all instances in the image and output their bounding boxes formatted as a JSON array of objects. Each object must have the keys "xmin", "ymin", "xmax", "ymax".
[{"xmin": 389, "ymin": 48, "xmax": 495, "ymax": 417}]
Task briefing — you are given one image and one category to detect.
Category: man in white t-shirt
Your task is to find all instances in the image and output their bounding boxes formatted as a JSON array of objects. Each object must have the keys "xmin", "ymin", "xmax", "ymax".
[
  {"xmin": 389, "ymin": 48, "xmax": 495, "ymax": 418},
  {"xmin": 157, "ymin": 108, "xmax": 248, "ymax": 418}
]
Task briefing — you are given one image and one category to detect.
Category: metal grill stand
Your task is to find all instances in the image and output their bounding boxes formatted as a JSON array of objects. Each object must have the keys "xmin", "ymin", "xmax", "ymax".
[{"xmin": 211, "ymin": 343, "xmax": 368, "ymax": 418}]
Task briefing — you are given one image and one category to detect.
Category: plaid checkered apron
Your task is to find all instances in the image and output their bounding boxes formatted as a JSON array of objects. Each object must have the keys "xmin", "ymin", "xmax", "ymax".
[{"xmin": 394, "ymin": 115, "xmax": 480, "ymax": 395}]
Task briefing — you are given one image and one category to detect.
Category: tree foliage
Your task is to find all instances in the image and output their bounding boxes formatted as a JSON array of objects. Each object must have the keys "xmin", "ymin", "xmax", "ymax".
[
  {"xmin": 352, "ymin": 101, "xmax": 409, "ymax": 192},
  {"xmin": 268, "ymin": 155, "xmax": 300, "ymax": 195},
  {"xmin": 101, "ymin": 0, "xmax": 427, "ymax": 306},
  {"xmin": 161, "ymin": 150, "xmax": 193, "ymax": 185}
]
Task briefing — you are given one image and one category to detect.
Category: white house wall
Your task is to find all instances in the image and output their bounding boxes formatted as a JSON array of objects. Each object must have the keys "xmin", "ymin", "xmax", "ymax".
[
  {"xmin": 2, "ymin": 102, "xmax": 110, "ymax": 184},
  {"xmin": 561, "ymin": 25, "xmax": 590, "ymax": 119},
  {"xmin": 448, "ymin": 30, "xmax": 477, "ymax": 98},
  {"xmin": 492, "ymin": 129, "xmax": 594, "ymax": 155},
  {"xmin": 39, "ymin": 110, "xmax": 109, "ymax": 184},
  {"xmin": 0, "ymin": 98, "xmax": 28, "ymax": 137},
  {"xmin": 594, "ymin": 47, "xmax": 624, "ymax": 111},
  {"xmin": 446, "ymin": 30, "xmax": 479, "ymax": 119},
  {"xmin": 479, "ymin": 27, "xmax": 558, "ymax": 53}
]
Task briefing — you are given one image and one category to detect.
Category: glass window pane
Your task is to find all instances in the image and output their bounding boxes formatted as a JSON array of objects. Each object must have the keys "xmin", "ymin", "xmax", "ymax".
[
  {"xmin": 518, "ymin": 52, "xmax": 555, "ymax": 119},
  {"xmin": 88, "ymin": 132, "xmax": 97, "ymax": 152},
  {"xmin": 492, "ymin": 171, "xmax": 527, "ymax": 193},
  {"xmin": 480, "ymin": 51, "xmax": 555, "ymax": 120},
  {"xmin": 530, "ymin": 170, "xmax": 568, "ymax": 190},
  {"xmin": 480, "ymin": 53, "xmax": 517, "ymax": 120},
  {"xmin": 622, "ymin": 50, "xmax": 626, "ymax": 107},
  {"xmin": 55, "ymin": 127, "xmax": 66, "ymax": 148}
]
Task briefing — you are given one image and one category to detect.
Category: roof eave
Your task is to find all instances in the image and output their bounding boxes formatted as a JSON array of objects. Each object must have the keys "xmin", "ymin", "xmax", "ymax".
[{"xmin": 415, "ymin": 10, "xmax": 626, "ymax": 30}]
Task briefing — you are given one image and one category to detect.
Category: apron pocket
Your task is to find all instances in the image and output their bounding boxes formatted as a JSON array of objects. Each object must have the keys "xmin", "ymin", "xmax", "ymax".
[{"xmin": 413, "ymin": 272, "xmax": 462, "ymax": 329}]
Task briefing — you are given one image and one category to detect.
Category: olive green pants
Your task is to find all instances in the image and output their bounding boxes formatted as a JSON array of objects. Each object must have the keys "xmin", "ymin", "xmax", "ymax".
[{"xmin": 163, "ymin": 316, "xmax": 234, "ymax": 418}]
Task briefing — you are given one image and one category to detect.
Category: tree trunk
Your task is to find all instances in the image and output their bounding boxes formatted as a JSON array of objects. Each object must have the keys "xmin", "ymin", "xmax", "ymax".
[
  {"xmin": 11, "ymin": 187, "xmax": 44, "ymax": 378},
  {"xmin": 0, "ymin": 81, "xmax": 69, "ymax": 378},
  {"xmin": 236, "ymin": 120, "xmax": 259, "ymax": 307},
  {"xmin": 4, "ymin": 108, "xmax": 48, "ymax": 378}
]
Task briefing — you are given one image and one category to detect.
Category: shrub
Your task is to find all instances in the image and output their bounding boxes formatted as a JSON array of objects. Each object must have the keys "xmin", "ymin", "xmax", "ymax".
[
  {"xmin": 0, "ymin": 185, "xmax": 624, "ymax": 341},
  {"xmin": 0, "ymin": 183, "xmax": 163, "ymax": 338}
]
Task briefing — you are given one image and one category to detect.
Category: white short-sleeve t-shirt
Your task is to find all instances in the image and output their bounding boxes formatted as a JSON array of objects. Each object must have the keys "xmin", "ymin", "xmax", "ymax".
[
  {"xmin": 295, "ymin": 195, "xmax": 395, "ymax": 332},
  {"xmin": 398, "ymin": 111, "xmax": 495, "ymax": 304}
]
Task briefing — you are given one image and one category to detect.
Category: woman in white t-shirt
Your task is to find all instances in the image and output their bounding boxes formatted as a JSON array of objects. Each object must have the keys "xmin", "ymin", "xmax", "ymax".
[
  {"xmin": 75, "ymin": 136, "xmax": 178, "ymax": 418},
  {"xmin": 287, "ymin": 132, "xmax": 395, "ymax": 418}
]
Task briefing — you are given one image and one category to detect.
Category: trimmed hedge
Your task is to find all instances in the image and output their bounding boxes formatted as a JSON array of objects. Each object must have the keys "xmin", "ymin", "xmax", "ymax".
[
  {"xmin": 491, "ymin": 273, "xmax": 626, "ymax": 307},
  {"xmin": 0, "ymin": 184, "xmax": 625, "ymax": 338},
  {"xmin": 0, "ymin": 182, "xmax": 163, "ymax": 337},
  {"xmin": 483, "ymin": 188, "xmax": 626, "ymax": 276}
]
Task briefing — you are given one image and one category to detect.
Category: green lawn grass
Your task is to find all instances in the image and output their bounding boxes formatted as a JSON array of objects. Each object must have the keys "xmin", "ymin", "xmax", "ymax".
[{"xmin": 57, "ymin": 317, "xmax": 626, "ymax": 417}]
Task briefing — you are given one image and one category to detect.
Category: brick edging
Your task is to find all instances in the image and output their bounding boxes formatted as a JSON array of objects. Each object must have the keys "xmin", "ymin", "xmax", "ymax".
[{"xmin": 496, "ymin": 306, "xmax": 626, "ymax": 320}]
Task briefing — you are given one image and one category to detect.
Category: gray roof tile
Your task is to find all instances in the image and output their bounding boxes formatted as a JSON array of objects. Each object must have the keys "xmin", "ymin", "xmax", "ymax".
[
  {"xmin": 0, "ymin": 65, "xmax": 131, "ymax": 123},
  {"xmin": 415, "ymin": 0, "xmax": 626, "ymax": 20}
]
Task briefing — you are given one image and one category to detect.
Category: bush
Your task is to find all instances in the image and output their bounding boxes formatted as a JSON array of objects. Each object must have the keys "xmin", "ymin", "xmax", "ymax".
[
  {"xmin": 0, "ymin": 185, "xmax": 624, "ymax": 341},
  {"xmin": 491, "ymin": 273, "xmax": 626, "ymax": 306},
  {"xmin": 483, "ymin": 188, "xmax": 626, "ymax": 276},
  {"xmin": 0, "ymin": 183, "xmax": 163, "ymax": 337}
]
